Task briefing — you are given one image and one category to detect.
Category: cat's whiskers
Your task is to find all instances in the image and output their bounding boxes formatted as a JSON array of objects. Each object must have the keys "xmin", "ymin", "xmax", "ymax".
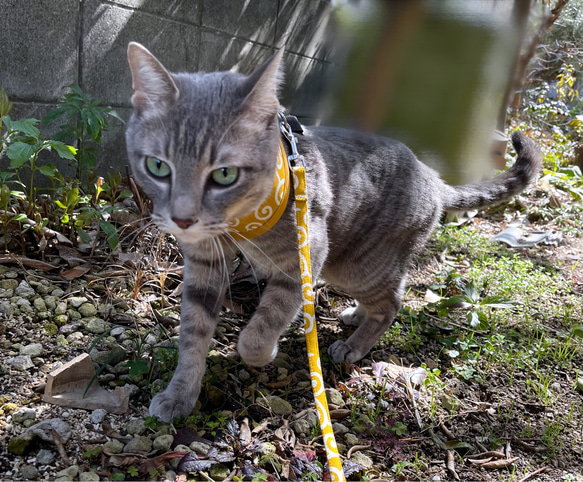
[
  {"xmin": 224, "ymin": 229, "xmax": 294, "ymax": 281},
  {"xmin": 212, "ymin": 237, "xmax": 233, "ymax": 306}
]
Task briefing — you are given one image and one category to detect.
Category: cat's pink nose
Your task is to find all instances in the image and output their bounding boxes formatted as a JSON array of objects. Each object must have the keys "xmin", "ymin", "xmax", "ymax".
[{"xmin": 172, "ymin": 217, "xmax": 196, "ymax": 229}]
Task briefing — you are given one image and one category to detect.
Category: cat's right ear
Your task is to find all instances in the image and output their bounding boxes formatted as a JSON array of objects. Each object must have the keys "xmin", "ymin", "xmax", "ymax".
[{"xmin": 127, "ymin": 42, "xmax": 179, "ymax": 116}]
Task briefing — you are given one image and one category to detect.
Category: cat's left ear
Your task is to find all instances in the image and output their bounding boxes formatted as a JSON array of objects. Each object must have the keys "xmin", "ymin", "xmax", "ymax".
[
  {"xmin": 127, "ymin": 42, "xmax": 179, "ymax": 117},
  {"xmin": 241, "ymin": 49, "xmax": 284, "ymax": 118}
]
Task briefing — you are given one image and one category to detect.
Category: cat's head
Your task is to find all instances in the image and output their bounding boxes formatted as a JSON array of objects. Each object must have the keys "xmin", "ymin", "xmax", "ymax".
[{"xmin": 125, "ymin": 42, "xmax": 284, "ymax": 244}]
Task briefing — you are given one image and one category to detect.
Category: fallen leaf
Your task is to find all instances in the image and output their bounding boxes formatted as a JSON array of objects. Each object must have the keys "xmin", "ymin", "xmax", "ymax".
[
  {"xmin": 172, "ymin": 427, "xmax": 209, "ymax": 449},
  {"xmin": 176, "ymin": 452, "xmax": 215, "ymax": 473},
  {"xmin": 0, "ymin": 254, "xmax": 57, "ymax": 271},
  {"xmin": 239, "ymin": 418, "xmax": 252, "ymax": 447},
  {"xmin": 480, "ymin": 456, "xmax": 519, "ymax": 469},
  {"xmin": 329, "ymin": 408, "xmax": 351, "ymax": 419},
  {"xmin": 57, "ymin": 245, "xmax": 86, "ymax": 265},
  {"xmin": 444, "ymin": 440, "xmax": 474, "ymax": 455},
  {"xmin": 61, "ymin": 262, "xmax": 92, "ymax": 280},
  {"xmin": 139, "ymin": 451, "xmax": 187, "ymax": 474},
  {"xmin": 425, "ymin": 288, "xmax": 442, "ymax": 303}
]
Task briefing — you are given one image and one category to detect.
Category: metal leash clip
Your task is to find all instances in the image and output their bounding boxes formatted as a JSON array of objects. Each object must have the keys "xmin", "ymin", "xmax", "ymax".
[{"xmin": 278, "ymin": 112, "xmax": 305, "ymax": 168}]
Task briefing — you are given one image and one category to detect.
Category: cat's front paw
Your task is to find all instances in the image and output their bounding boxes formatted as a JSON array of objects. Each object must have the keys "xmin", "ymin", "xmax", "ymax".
[
  {"xmin": 238, "ymin": 328, "xmax": 278, "ymax": 367},
  {"xmin": 339, "ymin": 305, "xmax": 365, "ymax": 326},
  {"xmin": 150, "ymin": 391, "xmax": 195, "ymax": 423},
  {"xmin": 327, "ymin": 340, "xmax": 366, "ymax": 363}
]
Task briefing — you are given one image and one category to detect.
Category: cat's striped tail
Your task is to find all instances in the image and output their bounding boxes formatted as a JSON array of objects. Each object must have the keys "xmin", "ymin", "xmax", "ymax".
[{"xmin": 442, "ymin": 131, "xmax": 542, "ymax": 212}]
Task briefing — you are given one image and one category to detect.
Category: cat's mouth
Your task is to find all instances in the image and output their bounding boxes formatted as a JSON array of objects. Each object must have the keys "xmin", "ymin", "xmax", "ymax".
[{"xmin": 152, "ymin": 214, "xmax": 229, "ymax": 243}]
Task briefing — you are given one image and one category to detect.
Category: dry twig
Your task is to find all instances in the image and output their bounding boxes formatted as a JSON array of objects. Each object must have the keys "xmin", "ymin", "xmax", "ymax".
[
  {"xmin": 347, "ymin": 444, "xmax": 372, "ymax": 459},
  {"xmin": 446, "ymin": 450, "xmax": 460, "ymax": 480},
  {"xmin": 517, "ymin": 466, "xmax": 547, "ymax": 482},
  {"xmin": 51, "ymin": 428, "xmax": 71, "ymax": 466}
]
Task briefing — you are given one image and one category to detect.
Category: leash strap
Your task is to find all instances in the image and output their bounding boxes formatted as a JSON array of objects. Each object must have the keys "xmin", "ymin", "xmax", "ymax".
[{"xmin": 281, "ymin": 114, "xmax": 346, "ymax": 482}]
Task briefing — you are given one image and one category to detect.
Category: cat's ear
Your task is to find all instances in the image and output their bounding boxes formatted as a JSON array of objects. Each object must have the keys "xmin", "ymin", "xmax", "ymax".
[
  {"xmin": 127, "ymin": 42, "xmax": 179, "ymax": 116},
  {"xmin": 241, "ymin": 49, "xmax": 284, "ymax": 118}
]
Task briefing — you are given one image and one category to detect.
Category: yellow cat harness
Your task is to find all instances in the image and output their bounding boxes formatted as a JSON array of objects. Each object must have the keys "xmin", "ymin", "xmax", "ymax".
[{"xmin": 228, "ymin": 141, "xmax": 290, "ymax": 241}]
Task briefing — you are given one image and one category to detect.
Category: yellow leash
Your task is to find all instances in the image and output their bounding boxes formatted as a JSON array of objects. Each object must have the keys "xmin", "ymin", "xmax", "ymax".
[{"xmin": 282, "ymin": 116, "xmax": 346, "ymax": 482}]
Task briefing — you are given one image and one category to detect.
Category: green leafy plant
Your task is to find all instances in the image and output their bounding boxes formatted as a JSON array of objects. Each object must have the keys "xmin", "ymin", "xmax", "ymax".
[
  {"xmin": 44, "ymin": 84, "xmax": 123, "ymax": 187},
  {"xmin": 422, "ymin": 364, "xmax": 445, "ymax": 418},
  {"xmin": 1, "ymin": 115, "xmax": 76, "ymax": 213},
  {"xmin": 126, "ymin": 466, "xmax": 139, "ymax": 477},
  {"xmin": 435, "ymin": 280, "xmax": 515, "ymax": 330}
]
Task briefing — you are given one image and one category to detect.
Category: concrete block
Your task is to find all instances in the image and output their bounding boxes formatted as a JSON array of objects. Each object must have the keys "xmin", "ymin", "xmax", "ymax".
[
  {"xmin": 282, "ymin": 54, "xmax": 332, "ymax": 122},
  {"xmin": 201, "ymin": 0, "xmax": 278, "ymax": 45},
  {"xmin": 81, "ymin": 0, "xmax": 200, "ymax": 106},
  {"xmin": 0, "ymin": 0, "xmax": 79, "ymax": 102},
  {"xmin": 198, "ymin": 30, "xmax": 269, "ymax": 73},
  {"xmin": 97, "ymin": 107, "xmax": 131, "ymax": 175},
  {"xmin": 277, "ymin": 0, "xmax": 335, "ymax": 60},
  {"xmin": 109, "ymin": 0, "xmax": 201, "ymax": 25}
]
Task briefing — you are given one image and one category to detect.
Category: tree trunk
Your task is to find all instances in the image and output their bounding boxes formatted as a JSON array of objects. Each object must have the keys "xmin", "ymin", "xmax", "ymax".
[{"xmin": 508, "ymin": 0, "xmax": 571, "ymax": 114}]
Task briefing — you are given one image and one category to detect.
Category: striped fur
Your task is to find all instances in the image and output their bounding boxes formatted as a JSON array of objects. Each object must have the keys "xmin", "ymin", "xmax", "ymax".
[{"xmin": 126, "ymin": 43, "xmax": 542, "ymax": 422}]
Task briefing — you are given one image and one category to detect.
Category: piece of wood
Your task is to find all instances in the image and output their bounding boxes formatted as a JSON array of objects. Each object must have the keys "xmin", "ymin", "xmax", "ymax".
[{"xmin": 43, "ymin": 353, "xmax": 129, "ymax": 414}]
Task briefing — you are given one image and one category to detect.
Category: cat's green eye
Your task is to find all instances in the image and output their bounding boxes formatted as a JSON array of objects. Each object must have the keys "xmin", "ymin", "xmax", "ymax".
[
  {"xmin": 211, "ymin": 167, "xmax": 239, "ymax": 186},
  {"xmin": 146, "ymin": 157, "xmax": 171, "ymax": 178}
]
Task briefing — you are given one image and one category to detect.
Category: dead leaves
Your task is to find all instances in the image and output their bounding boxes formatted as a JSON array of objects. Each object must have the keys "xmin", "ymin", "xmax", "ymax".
[{"xmin": 0, "ymin": 254, "xmax": 57, "ymax": 271}]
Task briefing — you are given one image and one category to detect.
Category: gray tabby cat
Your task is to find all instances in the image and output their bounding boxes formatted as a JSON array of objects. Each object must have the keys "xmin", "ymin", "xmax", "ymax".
[{"xmin": 125, "ymin": 42, "xmax": 541, "ymax": 422}]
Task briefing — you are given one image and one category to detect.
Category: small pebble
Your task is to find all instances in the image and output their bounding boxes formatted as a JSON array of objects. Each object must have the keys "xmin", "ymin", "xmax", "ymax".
[
  {"xmin": 12, "ymin": 407, "xmax": 36, "ymax": 424},
  {"xmin": 7, "ymin": 355, "xmax": 34, "ymax": 371},
  {"xmin": 103, "ymin": 439, "xmax": 124, "ymax": 454},
  {"xmin": 20, "ymin": 343, "xmax": 44, "ymax": 357},
  {"xmin": 36, "ymin": 448, "xmax": 55, "ymax": 465},
  {"xmin": 20, "ymin": 464, "xmax": 39, "ymax": 480},
  {"xmin": 90, "ymin": 409, "xmax": 108, "ymax": 424},
  {"xmin": 79, "ymin": 471, "xmax": 100, "ymax": 481},
  {"xmin": 153, "ymin": 434, "xmax": 174, "ymax": 451},
  {"xmin": 68, "ymin": 296, "xmax": 88, "ymax": 308}
]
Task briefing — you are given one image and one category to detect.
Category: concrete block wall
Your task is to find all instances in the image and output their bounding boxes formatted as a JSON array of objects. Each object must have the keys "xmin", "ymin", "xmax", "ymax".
[{"xmin": 1, "ymin": 0, "xmax": 335, "ymax": 175}]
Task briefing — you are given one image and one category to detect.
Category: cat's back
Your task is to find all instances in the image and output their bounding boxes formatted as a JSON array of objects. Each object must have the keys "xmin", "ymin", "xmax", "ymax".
[
  {"xmin": 298, "ymin": 125, "xmax": 444, "ymax": 253},
  {"xmin": 301, "ymin": 125, "xmax": 439, "ymax": 199}
]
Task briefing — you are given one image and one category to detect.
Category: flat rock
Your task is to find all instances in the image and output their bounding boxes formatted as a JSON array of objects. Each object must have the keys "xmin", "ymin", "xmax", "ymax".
[
  {"xmin": 90, "ymin": 409, "xmax": 108, "ymax": 424},
  {"xmin": 36, "ymin": 448, "xmax": 55, "ymax": 465},
  {"xmin": 15, "ymin": 280, "xmax": 36, "ymax": 298},
  {"xmin": 12, "ymin": 407, "xmax": 37, "ymax": 424},
  {"xmin": 55, "ymin": 465, "xmax": 79, "ymax": 481},
  {"xmin": 79, "ymin": 471, "xmax": 100, "ymax": 481},
  {"xmin": 78, "ymin": 302, "xmax": 98, "ymax": 317},
  {"xmin": 68, "ymin": 296, "xmax": 88, "ymax": 308},
  {"xmin": 84, "ymin": 317, "xmax": 110, "ymax": 334},
  {"xmin": 153, "ymin": 434, "xmax": 174, "ymax": 451},
  {"xmin": 124, "ymin": 435, "xmax": 152, "ymax": 454},
  {"xmin": 266, "ymin": 396, "xmax": 293, "ymax": 416},
  {"xmin": 126, "ymin": 418, "xmax": 147, "ymax": 435},
  {"xmin": 103, "ymin": 439, "xmax": 124, "ymax": 454},
  {"xmin": 350, "ymin": 451, "xmax": 374, "ymax": 469},
  {"xmin": 20, "ymin": 464, "xmax": 39, "ymax": 480},
  {"xmin": 20, "ymin": 343, "xmax": 44, "ymax": 357},
  {"xmin": 7, "ymin": 355, "xmax": 34, "ymax": 371},
  {"xmin": 325, "ymin": 388, "xmax": 345, "ymax": 407},
  {"xmin": 28, "ymin": 418, "xmax": 72, "ymax": 443}
]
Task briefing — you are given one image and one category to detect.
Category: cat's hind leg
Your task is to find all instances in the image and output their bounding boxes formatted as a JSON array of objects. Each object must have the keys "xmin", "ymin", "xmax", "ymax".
[
  {"xmin": 326, "ymin": 249, "xmax": 411, "ymax": 363},
  {"xmin": 328, "ymin": 293, "xmax": 401, "ymax": 363}
]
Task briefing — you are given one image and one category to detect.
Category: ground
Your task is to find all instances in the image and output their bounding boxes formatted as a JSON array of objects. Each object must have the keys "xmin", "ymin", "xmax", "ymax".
[{"xmin": 0, "ymin": 165, "xmax": 582, "ymax": 482}]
